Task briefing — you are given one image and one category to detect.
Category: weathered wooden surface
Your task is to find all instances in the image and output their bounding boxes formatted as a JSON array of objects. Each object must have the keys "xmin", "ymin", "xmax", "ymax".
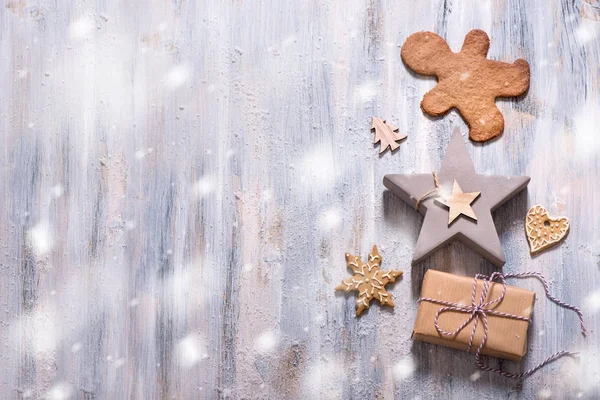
[{"xmin": 1, "ymin": 0, "xmax": 599, "ymax": 399}]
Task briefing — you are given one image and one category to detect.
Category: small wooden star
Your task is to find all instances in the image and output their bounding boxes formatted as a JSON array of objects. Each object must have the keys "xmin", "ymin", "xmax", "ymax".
[
  {"xmin": 435, "ymin": 180, "xmax": 481, "ymax": 225},
  {"xmin": 335, "ymin": 245, "xmax": 403, "ymax": 316}
]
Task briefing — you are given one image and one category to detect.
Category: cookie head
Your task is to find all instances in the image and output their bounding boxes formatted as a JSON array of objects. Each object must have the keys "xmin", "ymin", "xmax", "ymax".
[{"xmin": 401, "ymin": 31, "xmax": 452, "ymax": 75}]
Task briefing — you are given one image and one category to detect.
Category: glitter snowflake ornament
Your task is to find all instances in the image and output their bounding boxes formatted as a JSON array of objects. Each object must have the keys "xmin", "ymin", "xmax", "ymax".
[{"xmin": 336, "ymin": 245, "xmax": 403, "ymax": 316}]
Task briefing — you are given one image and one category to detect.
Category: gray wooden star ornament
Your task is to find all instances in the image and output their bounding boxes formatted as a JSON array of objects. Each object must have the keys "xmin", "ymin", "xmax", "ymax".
[{"xmin": 383, "ymin": 128, "xmax": 530, "ymax": 267}]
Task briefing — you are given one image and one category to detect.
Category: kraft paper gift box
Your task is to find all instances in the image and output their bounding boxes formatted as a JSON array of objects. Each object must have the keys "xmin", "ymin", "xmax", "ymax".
[{"xmin": 412, "ymin": 269, "xmax": 535, "ymax": 362}]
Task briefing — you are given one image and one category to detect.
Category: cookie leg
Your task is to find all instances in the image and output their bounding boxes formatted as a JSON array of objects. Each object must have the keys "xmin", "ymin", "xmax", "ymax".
[
  {"xmin": 421, "ymin": 87, "xmax": 454, "ymax": 116},
  {"xmin": 460, "ymin": 102, "xmax": 504, "ymax": 142}
]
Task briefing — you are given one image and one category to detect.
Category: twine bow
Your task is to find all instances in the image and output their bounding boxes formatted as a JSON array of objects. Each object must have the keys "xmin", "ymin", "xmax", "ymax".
[{"xmin": 418, "ymin": 272, "xmax": 587, "ymax": 379}]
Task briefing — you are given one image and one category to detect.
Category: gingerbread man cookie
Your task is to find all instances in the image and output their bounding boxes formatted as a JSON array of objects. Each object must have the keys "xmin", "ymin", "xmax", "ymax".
[{"xmin": 401, "ymin": 29, "xmax": 530, "ymax": 142}]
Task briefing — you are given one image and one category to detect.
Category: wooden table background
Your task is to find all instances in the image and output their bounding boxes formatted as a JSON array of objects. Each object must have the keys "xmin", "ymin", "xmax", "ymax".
[{"xmin": 1, "ymin": 0, "xmax": 599, "ymax": 399}]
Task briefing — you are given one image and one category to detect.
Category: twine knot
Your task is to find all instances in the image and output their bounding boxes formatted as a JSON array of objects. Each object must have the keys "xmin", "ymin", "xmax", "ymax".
[{"xmin": 415, "ymin": 171, "xmax": 441, "ymax": 210}]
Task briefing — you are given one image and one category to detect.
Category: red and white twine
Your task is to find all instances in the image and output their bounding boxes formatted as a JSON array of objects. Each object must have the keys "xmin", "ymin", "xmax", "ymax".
[{"xmin": 417, "ymin": 272, "xmax": 587, "ymax": 379}]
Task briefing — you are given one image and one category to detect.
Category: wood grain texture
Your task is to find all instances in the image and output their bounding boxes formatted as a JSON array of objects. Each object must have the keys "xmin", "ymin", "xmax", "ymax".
[{"xmin": 0, "ymin": 0, "xmax": 599, "ymax": 399}]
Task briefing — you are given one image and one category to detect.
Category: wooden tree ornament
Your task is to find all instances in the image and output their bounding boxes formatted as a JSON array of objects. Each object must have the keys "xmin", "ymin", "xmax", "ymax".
[{"xmin": 371, "ymin": 117, "xmax": 407, "ymax": 154}]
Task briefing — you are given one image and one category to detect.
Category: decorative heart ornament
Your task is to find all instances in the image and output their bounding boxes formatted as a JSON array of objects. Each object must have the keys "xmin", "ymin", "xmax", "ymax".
[{"xmin": 525, "ymin": 205, "xmax": 570, "ymax": 255}]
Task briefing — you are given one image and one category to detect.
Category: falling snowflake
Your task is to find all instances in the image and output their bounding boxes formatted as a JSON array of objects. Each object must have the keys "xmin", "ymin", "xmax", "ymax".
[
  {"xmin": 45, "ymin": 382, "xmax": 73, "ymax": 400},
  {"xmin": 69, "ymin": 16, "xmax": 94, "ymax": 38},
  {"xmin": 254, "ymin": 330, "xmax": 279, "ymax": 354},
  {"xmin": 297, "ymin": 146, "xmax": 337, "ymax": 190},
  {"xmin": 393, "ymin": 356, "xmax": 416, "ymax": 380},
  {"xmin": 335, "ymin": 245, "xmax": 403, "ymax": 316},
  {"xmin": 354, "ymin": 81, "xmax": 378, "ymax": 103},
  {"xmin": 51, "ymin": 185, "xmax": 64, "ymax": 198},
  {"xmin": 194, "ymin": 174, "xmax": 216, "ymax": 198},
  {"xmin": 318, "ymin": 207, "xmax": 342, "ymax": 231},
  {"xmin": 176, "ymin": 334, "xmax": 207, "ymax": 368},
  {"xmin": 165, "ymin": 64, "xmax": 191, "ymax": 89},
  {"xmin": 28, "ymin": 220, "xmax": 54, "ymax": 255},
  {"xmin": 470, "ymin": 371, "xmax": 481, "ymax": 382},
  {"xmin": 538, "ymin": 388, "xmax": 552, "ymax": 399},
  {"xmin": 585, "ymin": 289, "xmax": 600, "ymax": 313}
]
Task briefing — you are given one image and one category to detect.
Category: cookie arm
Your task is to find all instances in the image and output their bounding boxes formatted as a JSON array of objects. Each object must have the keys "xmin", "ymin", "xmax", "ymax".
[{"xmin": 493, "ymin": 59, "xmax": 530, "ymax": 97}]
